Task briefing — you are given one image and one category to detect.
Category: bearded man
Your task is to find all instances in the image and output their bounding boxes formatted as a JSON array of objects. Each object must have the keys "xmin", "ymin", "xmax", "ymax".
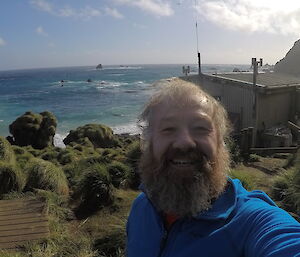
[{"xmin": 126, "ymin": 79, "xmax": 300, "ymax": 257}]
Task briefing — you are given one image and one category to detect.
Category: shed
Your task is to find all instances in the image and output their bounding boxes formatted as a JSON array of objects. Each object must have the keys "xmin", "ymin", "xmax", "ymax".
[{"xmin": 182, "ymin": 72, "xmax": 300, "ymax": 147}]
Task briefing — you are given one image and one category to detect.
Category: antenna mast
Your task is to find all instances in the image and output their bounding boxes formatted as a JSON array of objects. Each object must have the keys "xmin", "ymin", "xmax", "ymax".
[{"xmin": 194, "ymin": 0, "xmax": 201, "ymax": 75}]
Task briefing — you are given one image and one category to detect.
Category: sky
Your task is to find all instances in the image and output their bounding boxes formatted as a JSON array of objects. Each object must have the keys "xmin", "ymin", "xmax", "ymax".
[{"xmin": 1, "ymin": 0, "xmax": 300, "ymax": 70}]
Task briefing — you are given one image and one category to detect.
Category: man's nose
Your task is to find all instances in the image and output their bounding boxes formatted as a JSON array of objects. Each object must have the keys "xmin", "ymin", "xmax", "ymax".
[{"xmin": 172, "ymin": 129, "xmax": 196, "ymax": 151}]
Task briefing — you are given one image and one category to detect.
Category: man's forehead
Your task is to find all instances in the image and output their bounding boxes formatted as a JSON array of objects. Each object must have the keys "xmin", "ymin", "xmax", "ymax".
[
  {"xmin": 160, "ymin": 94, "xmax": 212, "ymax": 113},
  {"xmin": 151, "ymin": 94, "xmax": 213, "ymax": 122}
]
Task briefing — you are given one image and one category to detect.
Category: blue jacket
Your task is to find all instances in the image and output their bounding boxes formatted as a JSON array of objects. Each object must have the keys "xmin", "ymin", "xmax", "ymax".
[{"xmin": 126, "ymin": 178, "xmax": 300, "ymax": 257}]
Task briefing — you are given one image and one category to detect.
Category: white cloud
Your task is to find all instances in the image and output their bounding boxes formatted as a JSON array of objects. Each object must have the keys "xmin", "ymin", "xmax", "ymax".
[
  {"xmin": 0, "ymin": 37, "xmax": 6, "ymax": 46},
  {"xmin": 36, "ymin": 26, "xmax": 48, "ymax": 37},
  {"xmin": 114, "ymin": 0, "xmax": 174, "ymax": 17},
  {"xmin": 57, "ymin": 6, "xmax": 76, "ymax": 17},
  {"xmin": 30, "ymin": 0, "xmax": 53, "ymax": 13},
  {"xmin": 105, "ymin": 7, "xmax": 123, "ymax": 19},
  {"xmin": 30, "ymin": 0, "xmax": 102, "ymax": 20},
  {"xmin": 78, "ymin": 6, "xmax": 102, "ymax": 19},
  {"xmin": 194, "ymin": 0, "xmax": 300, "ymax": 35}
]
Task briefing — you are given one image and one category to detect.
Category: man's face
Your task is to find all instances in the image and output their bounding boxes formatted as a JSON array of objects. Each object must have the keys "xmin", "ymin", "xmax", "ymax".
[
  {"xmin": 150, "ymin": 96, "xmax": 218, "ymax": 175},
  {"xmin": 140, "ymin": 95, "xmax": 227, "ymax": 217}
]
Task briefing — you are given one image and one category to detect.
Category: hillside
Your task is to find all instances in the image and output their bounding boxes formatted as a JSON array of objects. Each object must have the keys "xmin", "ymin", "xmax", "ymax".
[{"xmin": 274, "ymin": 39, "xmax": 300, "ymax": 76}]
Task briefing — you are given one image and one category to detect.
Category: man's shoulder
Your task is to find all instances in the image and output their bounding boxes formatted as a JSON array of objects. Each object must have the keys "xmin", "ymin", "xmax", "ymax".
[
  {"xmin": 231, "ymin": 178, "xmax": 276, "ymax": 206},
  {"xmin": 231, "ymin": 178, "xmax": 297, "ymax": 222},
  {"xmin": 131, "ymin": 192, "xmax": 150, "ymax": 210}
]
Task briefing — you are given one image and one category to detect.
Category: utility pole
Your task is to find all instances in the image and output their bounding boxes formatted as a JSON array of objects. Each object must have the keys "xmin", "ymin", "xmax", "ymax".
[
  {"xmin": 198, "ymin": 52, "xmax": 201, "ymax": 75},
  {"xmin": 251, "ymin": 57, "xmax": 263, "ymax": 147},
  {"xmin": 252, "ymin": 58, "xmax": 263, "ymax": 88}
]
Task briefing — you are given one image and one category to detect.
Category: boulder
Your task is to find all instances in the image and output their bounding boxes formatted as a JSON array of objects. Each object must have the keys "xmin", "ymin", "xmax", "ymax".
[
  {"xmin": 9, "ymin": 111, "xmax": 57, "ymax": 149},
  {"xmin": 63, "ymin": 124, "xmax": 119, "ymax": 148}
]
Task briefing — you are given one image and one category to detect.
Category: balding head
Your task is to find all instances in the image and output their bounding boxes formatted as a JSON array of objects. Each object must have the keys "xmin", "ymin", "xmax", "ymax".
[{"xmin": 139, "ymin": 79, "xmax": 231, "ymax": 147}]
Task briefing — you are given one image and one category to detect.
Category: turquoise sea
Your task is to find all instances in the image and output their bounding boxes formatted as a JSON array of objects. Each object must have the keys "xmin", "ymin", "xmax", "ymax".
[{"xmin": 0, "ymin": 64, "xmax": 249, "ymax": 146}]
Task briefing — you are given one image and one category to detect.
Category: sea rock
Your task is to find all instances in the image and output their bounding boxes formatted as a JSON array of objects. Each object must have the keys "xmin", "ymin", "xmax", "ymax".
[
  {"xmin": 96, "ymin": 64, "xmax": 103, "ymax": 69},
  {"xmin": 63, "ymin": 124, "xmax": 119, "ymax": 148},
  {"xmin": 9, "ymin": 111, "xmax": 57, "ymax": 149},
  {"xmin": 274, "ymin": 39, "xmax": 300, "ymax": 76}
]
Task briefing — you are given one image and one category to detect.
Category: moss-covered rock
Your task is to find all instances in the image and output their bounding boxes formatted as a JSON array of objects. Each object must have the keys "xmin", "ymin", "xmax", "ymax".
[
  {"xmin": 63, "ymin": 124, "xmax": 119, "ymax": 148},
  {"xmin": 0, "ymin": 161, "xmax": 26, "ymax": 195},
  {"xmin": 9, "ymin": 111, "xmax": 57, "ymax": 149},
  {"xmin": 25, "ymin": 158, "xmax": 69, "ymax": 195}
]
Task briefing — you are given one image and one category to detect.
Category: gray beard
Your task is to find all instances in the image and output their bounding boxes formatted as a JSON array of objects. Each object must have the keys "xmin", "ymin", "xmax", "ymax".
[{"xmin": 139, "ymin": 150, "xmax": 227, "ymax": 217}]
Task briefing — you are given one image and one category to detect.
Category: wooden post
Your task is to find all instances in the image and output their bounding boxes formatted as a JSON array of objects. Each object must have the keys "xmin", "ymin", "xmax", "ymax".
[{"xmin": 198, "ymin": 52, "xmax": 201, "ymax": 75}]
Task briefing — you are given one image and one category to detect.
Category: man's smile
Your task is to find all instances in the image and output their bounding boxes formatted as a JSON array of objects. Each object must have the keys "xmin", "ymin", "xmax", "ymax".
[{"xmin": 170, "ymin": 159, "xmax": 195, "ymax": 166}]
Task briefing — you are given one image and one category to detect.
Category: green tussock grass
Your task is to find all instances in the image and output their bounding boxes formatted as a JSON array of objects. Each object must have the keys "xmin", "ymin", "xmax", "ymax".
[
  {"xmin": 271, "ymin": 149, "xmax": 300, "ymax": 216},
  {"xmin": 0, "ymin": 136, "xmax": 16, "ymax": 165},
  {"xmin": 229, "ymin": 169, "xmax": 256, "ymax": 191},
  {"xmin": 25, "ymin": 158, "xmax": 69, "ymax": 195},
  {"xmin": 0, "ymin": 161, "xmax": 26, "ymax": 196}
]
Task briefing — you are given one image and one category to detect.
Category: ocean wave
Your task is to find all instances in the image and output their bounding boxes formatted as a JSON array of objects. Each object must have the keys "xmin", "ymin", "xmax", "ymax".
[
  {"xmin": 95, "ymin": 80, "xmax": 129, "ymax": 89},
  {"xmin": 112, "ymin": 123, "xmax": 141, "ymax": 135},
  {"xmin": 101, "ymin": 66, "xmax": 143, "ymax": 70},
  {"xmin": 110, "ymin": 73, "xmax": 124, "ymax": 76},
  {"xmin": 54, "ymin": 133, "xmax": 67, "ymax": 148}
]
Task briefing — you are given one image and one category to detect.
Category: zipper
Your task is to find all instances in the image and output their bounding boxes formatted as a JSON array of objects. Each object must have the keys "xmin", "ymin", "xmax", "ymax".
[
  {"xmin": 158, "ymin": 229, "xmax": 168, "ymax": 257},
  {"xmin": 158, "ymin": 219, "xmax": 182, "ymax": 257}
]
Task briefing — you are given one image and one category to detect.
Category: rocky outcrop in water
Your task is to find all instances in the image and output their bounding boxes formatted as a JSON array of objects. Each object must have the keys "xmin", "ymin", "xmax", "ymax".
[
  {"xmin": 8, "ymin": 111, "xmax": 57, "ymax": 149},
  {"xmin": 274, "ymin": 39, "xmax": 300, "ymax": 76}
]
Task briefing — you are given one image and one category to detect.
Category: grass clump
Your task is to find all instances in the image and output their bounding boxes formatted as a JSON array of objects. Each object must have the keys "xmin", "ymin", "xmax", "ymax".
[
  {"xmin": 107, "ymin": 161, "xmax": 132, "ymax": 188},
  {"xmin": 63, "ymin": 124, "xmax": 119, "ymax": 148},
  {"xmin": 25, "ymin": 158, "xmax": 69, "ymax": 195},
  {"xmin": 74, "ymin": 163, "xmax": 114, "ymax": 218},
  {"xmin": 0, "ymin": 161, "xmax": 26, "ymax": 196},
  {"xmin": 226, "ymin": 137, "xmax": 243, "ymax": 166},
  {"xmin": 12, "ymin": 145, "xmax": 34, "ymax": 170},
  {"xmin": 271, "ymin": 150, "xmax": 300, "ymax": 216},
  {"xmin": 229, "ymin": 169, "xmax": 256, "ymax": 191},
  {"xmin": 63, "ymin": 156, "xmax": 108, "ymax": 187},
  {"xmin": 0, "ymin": 136, "xmax": 16, "ymax": 165}
]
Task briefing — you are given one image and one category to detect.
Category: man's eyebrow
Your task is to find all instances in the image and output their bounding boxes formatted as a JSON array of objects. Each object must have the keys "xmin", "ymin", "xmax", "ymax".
[{"xmin": 159, "ymin": 116, "xmax": 176, "ymax": 123}]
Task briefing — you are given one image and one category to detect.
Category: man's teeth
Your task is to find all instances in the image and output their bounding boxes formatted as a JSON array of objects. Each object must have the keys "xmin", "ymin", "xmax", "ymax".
[{"xmin": 172, "ymin": 160, "xmax": 193, "ymax": 165}]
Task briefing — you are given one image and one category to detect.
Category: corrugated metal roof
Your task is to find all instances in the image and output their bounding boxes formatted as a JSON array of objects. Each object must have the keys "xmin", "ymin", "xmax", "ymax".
[{"xmin": 209, "ymin": 72, "xmax": 300, "ymax": 87}]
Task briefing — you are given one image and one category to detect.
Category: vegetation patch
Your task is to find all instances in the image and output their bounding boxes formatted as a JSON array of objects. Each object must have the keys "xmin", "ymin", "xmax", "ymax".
[
  {"xmin": 63, "ymin": 124, "xmax": 119, "ymax": 148},
  {"xmin": 25, "ymin": 158, "xmax": 69, "ymax": 195},
  {"xmin": 0, "ymin": 161, "xmax": 26, "ymax": 196},
  {"xmin": 73, "ymin": 163, "xmax": 114, "ymax": 218}
]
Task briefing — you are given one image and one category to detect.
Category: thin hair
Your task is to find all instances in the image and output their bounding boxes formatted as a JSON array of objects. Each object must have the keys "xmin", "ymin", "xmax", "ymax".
[{"xmin": 138, "ymin": 78, "xmax": 232, "ymax": 147}]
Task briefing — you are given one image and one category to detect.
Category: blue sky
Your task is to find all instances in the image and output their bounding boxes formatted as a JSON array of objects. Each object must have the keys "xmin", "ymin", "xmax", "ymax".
[{"xmin": 1, "ymin": 0, "xmax": 300, "ymax": 70}]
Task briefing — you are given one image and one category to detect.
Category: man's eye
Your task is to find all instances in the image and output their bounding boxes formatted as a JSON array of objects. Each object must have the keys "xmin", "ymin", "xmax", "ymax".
[
  {"xmin": 161, "ymin": 127, "xmax": 175, "ymax": 133},
  {"xmin": 194, "ymin": 127, "xmax": 210, "ymax": 132}
]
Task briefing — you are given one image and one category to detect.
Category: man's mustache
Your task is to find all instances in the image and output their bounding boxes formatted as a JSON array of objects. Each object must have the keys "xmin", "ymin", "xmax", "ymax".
[{"xmin": 163, "ymin": 147, "xmax": 209, "ymax": 164}]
